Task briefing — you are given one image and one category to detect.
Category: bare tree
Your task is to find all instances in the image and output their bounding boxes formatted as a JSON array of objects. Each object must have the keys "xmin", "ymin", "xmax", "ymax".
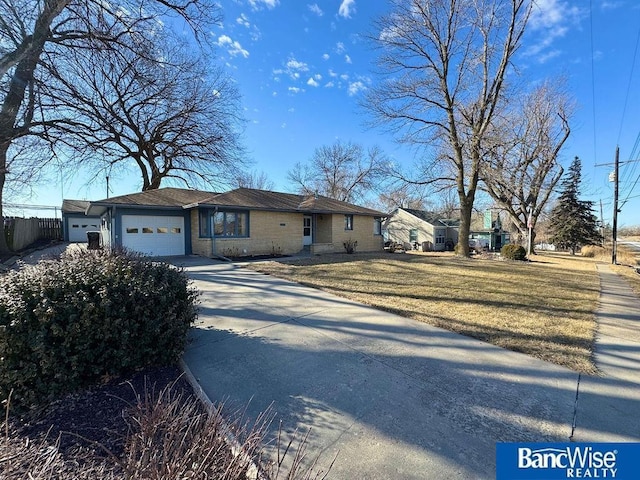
[
  {"xmin": 0, "ymin": 0, "xmax": 219, "ymax": 252},
  {"xmin": 287, "ymin": 140, "xmax": 388, "ymax": 204},
  {"xmin": 233, "ymin": 170, "xmax": 275, "ymax": 190},
  {"xmin": 365, "ymin": 0, "xmax": 531, "ymax": 256},
  {"xmin": 41, "ymin": 31, "xmax": 245, "ymax": 191},
  {"xmin": 378, "ymin": 183, "xmax": 429, "ymax": 212},
  {"xmin": 481, "ymin": 79, "xmax": 572, "ymax": 247}
]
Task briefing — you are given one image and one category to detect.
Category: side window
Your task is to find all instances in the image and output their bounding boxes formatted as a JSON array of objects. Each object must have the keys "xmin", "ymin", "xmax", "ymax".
[
  {"xmin": 344, "ymin": 214, "xmax": 354, "ymax": 231},
  {"xmin": 409, "ymin": 229, "xmax": 418, "ymax": 243},
  {"xmin": 374, "ymin": 218, "xmax": 382, "ymax": 235}
]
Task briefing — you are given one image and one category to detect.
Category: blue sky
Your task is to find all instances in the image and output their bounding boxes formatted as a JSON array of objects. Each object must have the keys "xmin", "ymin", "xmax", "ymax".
[{"xmin": 16, "ymin": 0, "xmax": 640, "ymax": 228}]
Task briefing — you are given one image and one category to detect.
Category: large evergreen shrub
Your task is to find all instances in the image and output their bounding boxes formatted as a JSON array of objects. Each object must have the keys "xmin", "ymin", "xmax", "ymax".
[{"xmin": 0, "ymin": 249, "xmax": 199, "ymax": 409}]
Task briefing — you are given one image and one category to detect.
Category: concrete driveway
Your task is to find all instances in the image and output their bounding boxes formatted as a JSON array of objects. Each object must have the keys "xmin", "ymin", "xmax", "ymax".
[{"xmin": 178, "ymin": 257, "xmax": 639, "ymax": 479}]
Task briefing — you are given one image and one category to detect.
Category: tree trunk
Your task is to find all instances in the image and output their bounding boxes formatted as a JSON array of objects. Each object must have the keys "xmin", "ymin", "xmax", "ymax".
[{"xmin": 457, "ymin": 198, "xmax": 473, "ymax": 257}]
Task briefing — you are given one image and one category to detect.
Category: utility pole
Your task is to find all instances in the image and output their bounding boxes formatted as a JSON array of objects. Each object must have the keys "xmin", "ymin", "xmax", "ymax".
[
  {"xmin": 612, "ymin": 147, "xmax": 619, "ymax": 265},
  {"xmin": 595, "ymin": 150, "xmax": 640, "ymax": 263}
]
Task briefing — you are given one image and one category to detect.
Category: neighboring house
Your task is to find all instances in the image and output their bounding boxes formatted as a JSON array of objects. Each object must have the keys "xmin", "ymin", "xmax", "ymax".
[
  {"xmin": 383, "ymin": 208, "xmax": 459, "ymax": 251},
  {"xmin": 61, "ymin": 199, "xmax": 102, "ymax": 242},
  {"xmin": 469, "ymin": 210, "xmax": 511, "ymax": 251},
  {"xmin": 76, "ymin": 187, "xmax": 385, "ymax": 257}
]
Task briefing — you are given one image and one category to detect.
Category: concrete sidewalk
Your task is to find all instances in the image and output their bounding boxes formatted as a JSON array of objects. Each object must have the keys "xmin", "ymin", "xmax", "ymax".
[{"xmin": 179, "ymin": 256, "xmax": 640, "ymax": 479}]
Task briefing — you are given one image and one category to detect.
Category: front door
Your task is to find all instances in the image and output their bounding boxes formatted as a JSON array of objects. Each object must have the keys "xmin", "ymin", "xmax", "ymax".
[{"xmin": 303, "ymin": 215, "xmax": 312, "ymax": 246}]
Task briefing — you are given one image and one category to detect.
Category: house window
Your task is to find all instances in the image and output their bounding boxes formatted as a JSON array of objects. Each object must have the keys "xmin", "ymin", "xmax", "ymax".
[
  {"xmin": 199, "ymin": 210, "xmax": 209, "ymax": 236},
  {"xmin": 213, "ymin": 211, "xmax": 248, "ymax": 237},
  {"xmin": 171, "ymin": 227, "xmax": 181, "ymax": 234},
  {"xmin": 374, "ymin": 218, "xmax": 382, "ymax": 235},
  {"xmin": 157, "ymin": 227, "xmax": 168, "ymax": 234},
  {"xmin": 409, "ymin": 228, "xmax": 418, "ymax": 243},
  {"xmin": 126, "ymin": 227, "xmax": 139, "ymax": 234},
  {"xmin": 435, "ymin": 229, "xmax": 445, "ymax": 244},
  {"xmin": 344, "ymin": 214, "xmax": 354, "ymax": 231},
  {"xmin": 142, "ymin": 227, "xmax": 153, "ymax": 233}
]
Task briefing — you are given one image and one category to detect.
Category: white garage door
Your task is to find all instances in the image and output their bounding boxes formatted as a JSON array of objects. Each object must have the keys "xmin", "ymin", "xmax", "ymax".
[
  {"xmin": 68, "ymin": 218, "xmax": 101, "ymax": 242},
  {"xmin": 121, "ymin": 215, "xmax": 185, "ymax": 256}
]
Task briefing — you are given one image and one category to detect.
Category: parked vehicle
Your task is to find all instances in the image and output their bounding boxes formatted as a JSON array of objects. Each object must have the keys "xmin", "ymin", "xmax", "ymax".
[{"xmin": 469, "ymin": 238, "xmax": 489, "ymax": 253}]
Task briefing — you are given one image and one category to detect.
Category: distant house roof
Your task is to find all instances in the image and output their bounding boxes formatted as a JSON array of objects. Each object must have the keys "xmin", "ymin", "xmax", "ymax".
[
  {"xmin": 193, "ymin": 188, "xmax": 384, "ymax": 216},
  {"xmin": 81, "ymin": 187, "xmax": 384, "ymax": 217},
  {"xmin": 403, "ymin": 208, "xmax": 459, "ymax": 227},
  {"xmin": 61, "ymin": 199, "xmax": 91, "ymax": 214}
]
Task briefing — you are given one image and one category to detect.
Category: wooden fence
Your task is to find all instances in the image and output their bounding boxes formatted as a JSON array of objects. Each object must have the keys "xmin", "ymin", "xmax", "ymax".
[{"xmin": 4, "ymin": 217, "xmax": 63, "ymax": 251}]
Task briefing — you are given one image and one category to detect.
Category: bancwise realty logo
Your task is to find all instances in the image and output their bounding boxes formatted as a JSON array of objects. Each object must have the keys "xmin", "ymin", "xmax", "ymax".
[{"xmin": 496, "ymin": 443, "xmax": 640, "ymax": 479}]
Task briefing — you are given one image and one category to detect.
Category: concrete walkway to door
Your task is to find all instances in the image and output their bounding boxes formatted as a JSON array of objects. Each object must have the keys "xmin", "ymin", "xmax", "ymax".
[{"xmin": 178, "ymin": 256, "xmax": 640, "ymax": 479}]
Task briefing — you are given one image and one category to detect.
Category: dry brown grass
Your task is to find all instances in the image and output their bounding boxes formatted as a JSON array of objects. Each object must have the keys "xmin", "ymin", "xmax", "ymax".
[
  {"xmin": 611, "ymin": 243, "xmax": 640, "ymax": 296},
  {"xmin": 249, "ymin": 251, "xmax": 601, "ymax": 374}
]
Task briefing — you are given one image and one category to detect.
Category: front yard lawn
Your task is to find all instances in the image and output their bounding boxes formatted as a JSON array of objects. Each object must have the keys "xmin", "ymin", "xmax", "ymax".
[{"xmin": 248, "ymin": 252, "xmax": 600, "ymax": 374}]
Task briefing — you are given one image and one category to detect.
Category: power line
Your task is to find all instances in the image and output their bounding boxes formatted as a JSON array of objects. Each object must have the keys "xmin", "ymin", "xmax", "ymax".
[
  {"xmin": 616, "ymin": 23, "xmax": 640, "ymax": 145},
  {"xmin": 589, "ymin": 0, "xmax": 598, "ymax": 166}
]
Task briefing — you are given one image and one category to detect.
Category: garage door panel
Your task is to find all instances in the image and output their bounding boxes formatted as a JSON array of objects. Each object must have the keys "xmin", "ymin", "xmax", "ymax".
[
  {"xmin": 122, "ymin": 215, "xmax": 185, "ymax": 256},
  {"xmin": 68, "ymin": 218, "xmax": 101, "ymax": 242}
]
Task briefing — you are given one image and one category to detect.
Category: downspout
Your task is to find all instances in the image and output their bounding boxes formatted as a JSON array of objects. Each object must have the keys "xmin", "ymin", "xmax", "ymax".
[{"xmin": 112, "ymin": 206, "xmax": 116, "ymax": 249}]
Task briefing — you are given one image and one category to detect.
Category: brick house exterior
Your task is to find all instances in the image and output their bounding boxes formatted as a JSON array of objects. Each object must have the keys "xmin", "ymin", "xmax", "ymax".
[{"xmin": 83, "ymin": 187, "xmax": 385, "ymax": 257}]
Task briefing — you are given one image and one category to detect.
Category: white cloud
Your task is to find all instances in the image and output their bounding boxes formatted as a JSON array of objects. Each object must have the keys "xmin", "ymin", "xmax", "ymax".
[
  {"xmin": 601, "ymin": 1, "xmax": 623, "ymax": 9},
  {"xmin": 308, "ymin": 3, "xmax": 323, "ymax": 16},
  {"xmin": 336, "ymin": 42, "xmax": 346, "ymax": 54},
  {"xmin": 338, "ymin": 0, "xmax": 356, "ymax": 19},
  {"xmin": 322, "ymin": 53, "xmax": 330, "ymax": 60},
  {"xmin": 288, "ymin": 87, "xmax": 304, "ymax": 94},
  {"xmin": 340, "ymin": 74, "xmax": 349, "ymax": 81},
  {"xmin": 217, "ymin": 35, "xmax": 249, "ymax": 58},
  {"xmin": 529, "ymin": 0, "xmax": 583, "ymax": 36},
  {"xmin": 526, "ymin": 0, "xmax": 582, "ymax": 62},
  {"xmin": 345, "ymin": 54, "xmax": 352, "ymax": 64},
  {"xmin": 274, "ymin": 56, "xmax": 310, "ymax": 80},
  {"xmin": 286, "ymin": 58, "xmax": 309, "ymax": 71},
  {"xmin": 307, "ymin": 77, "xmax": 320, "ymax": 87},
  {"xmin": 537, "ymin": 49, "xmax": 563, "ymax": 63},
  {"xmin": 348, "ymin": 81, "xmax": 366, "ymax": 96},
  {"xmin": 236, "ymin": 13, "xmax": 250, "ymax": 27},
  {"xmin": 329, "ymin": 69, "xmax": 338, "ymax": 77},
  {"xmin": 249, "ymin": 0, "xmax": 279, "ymax": 10},
  {"xmin": 325, "ymin": 81, "xmax": 335, "ymax": 88}
]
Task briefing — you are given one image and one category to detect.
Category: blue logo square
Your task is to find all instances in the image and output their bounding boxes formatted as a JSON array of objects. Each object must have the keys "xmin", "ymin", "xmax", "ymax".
[{"xmin": 496, "ymin": 443, "xmax": 640, "ymax": 479}]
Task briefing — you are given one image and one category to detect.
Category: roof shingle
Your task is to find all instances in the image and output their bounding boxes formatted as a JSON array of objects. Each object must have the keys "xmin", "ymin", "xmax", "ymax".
[
  {"xmin": 197, "ymin": 188, "xmax": 384, "ymax": 216},
  {"xmin": 82, "ymin": 187, "xmax": 384, "ymax": 216}
]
